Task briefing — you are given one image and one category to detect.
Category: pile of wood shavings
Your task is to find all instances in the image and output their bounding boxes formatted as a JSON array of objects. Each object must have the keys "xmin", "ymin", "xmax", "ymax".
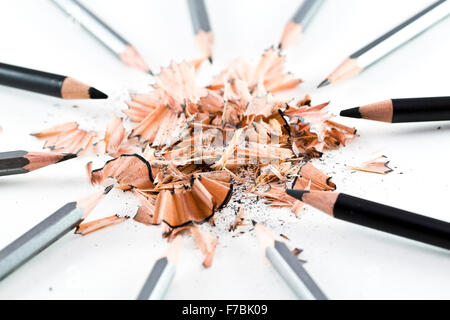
[{"xmin": 32, "ymin": 48, "xmax": 358, "ymax": 267}]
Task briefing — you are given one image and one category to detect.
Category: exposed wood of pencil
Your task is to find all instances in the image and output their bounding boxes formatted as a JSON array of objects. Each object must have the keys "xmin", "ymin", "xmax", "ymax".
[
  {"xmin": 279, "ymin": 21, "xmax": 303, "ymax": 51},
  {"xmin": 195, "ymin": 31, "xmax": 214, "ymax": 63},
  {"xmin": 286, "ymin": 189, "xmax": 450, "ymax": 250},
  {"xmin": 0, "ymin": 150, "xmax": 77, "ymax": 176},
  {"xmin": 255, "ymin": 224, "xmax": 328, "ymax": 300},
  {"xmin": 317, "ymin": 58, "xmax": 363, "ymax": 88},
  {"xmin": 119, "ymin": 45, "xmax": 152, "ymax": 75},
  {"xmin": 0, "ymin": 62, "xmax": 107, "ymax": 100},
  {"xmin": 279, "ymin": 0, "xmax": 324, "ymax": 50},
  {"xmin": 340, "ymin": 97, "xmax": 450, "ymax": 123},
  {"xmin": 136, "ymin": 237, "xmax": 182, "ymax": 300},
  {"xmin": 0, "ymin": 186, "xmax": 112, "ymax": 281}
]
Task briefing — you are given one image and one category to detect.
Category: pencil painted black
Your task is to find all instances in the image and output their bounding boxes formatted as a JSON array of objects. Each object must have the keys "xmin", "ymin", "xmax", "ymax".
[
  {"xmin": 340, "ymin": 96, "xmax": 450, "ymax": 123},
  {"xmin": 286, "ymin": 190, "xmax": 450, "ymax": 250},
  {"xmin": 0, "ymin": 186, "xmax": 113, "ymax": 281},
  {"xmin": 0, "ymin": 62, "xmax": 107, "ymax": 100},
  {"xmin": 0, "ymin": 150, "xmax": 77, "ymax": 177},
  {"xmin": 318, "ymin": 0, "xmax": 450, "ymax": 88},
  {"xmin": 187, "ymin": 0, "xmax": 214, "ymax": 63},
  {"xmin": 279, "ymin": 0, "xmax": 325, "ymax": 50}
]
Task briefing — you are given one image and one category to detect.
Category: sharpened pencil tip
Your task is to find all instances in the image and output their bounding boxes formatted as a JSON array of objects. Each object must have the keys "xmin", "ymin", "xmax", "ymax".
[
  {"xmin": 58, "ymin": 153, "xmax": 77, "ymax": 163},
  {"xmin": 104, "ymin": 185, "xmax": 114, "ymax": 194},
  {"xmin": 340, "ymin": 107, "xmax": 362, "ymax": 119},
  {"xmin": 286, "ymin": 189, "xmax": 310, "ymax": 201},
  {"xmin": 208, "ymin": 56, "xmax": 213, "ymax": 64},
  {"xmin": 148, "ymin": 70, "xmax": 154, "ymax": 76},
  {"xmin": 317, "ymin": 79, "xmax": 330, "ymax": 89},
  {"xmin": 88, "ymin": 87, "xmax": 108, "ymax": 99}
]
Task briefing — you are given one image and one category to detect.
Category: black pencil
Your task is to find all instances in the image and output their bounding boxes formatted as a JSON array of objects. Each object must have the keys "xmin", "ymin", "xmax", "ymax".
[
  {"xmin": 279, "ymin": 0, "xmax": 325, "ymax": 50},
  {"xmin": 287, "ymin": 189, "xmax": 450, "ymax": 250},
  {"xmin": 340, "ymin": 96, "xmax": 450, "ymax": 123},
  {"xmin": 318, "ymin": 0, "xmax": 450, "ymax": 88},
  {"xmin": 187, "ymin": 0, "xmax": 214, "ymax": 63},
  {"xmin": 0, "ymin": 62, "xmax": 107, "ymax": 100},
  {"xmin": 0, "ymin": 150, "xmax": 77, "ymax": 177},
  {"xmin": 0, "ymin": 186, "xmax": 113, "ymax": 281}
]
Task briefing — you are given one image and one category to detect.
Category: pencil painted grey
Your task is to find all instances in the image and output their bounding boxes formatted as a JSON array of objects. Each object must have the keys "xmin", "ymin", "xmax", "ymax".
[
  {"xmin": 187, "ymin": 0, "xmax": 214, "ymax": 63},
  {"xmin": 255, "ymin": 224, "xmax": 328, "ymax": 300},
  {"xmin": 137, "ymin": 237, "xmax": 182, "ymax": 300},
  {"xmin": 51, "ymin": 0, "xmax": 152, "ymax": 74},
  {"xmin": 279, "ymin": 0, "xmax": 326, "ymax": 50},
  {"xmin": 0, "ymin": 186, "xmax": 112, "ymax": 281},
  {"xmin": 318, "ymin": 0, "xmax": 450, "ymax": 88}
]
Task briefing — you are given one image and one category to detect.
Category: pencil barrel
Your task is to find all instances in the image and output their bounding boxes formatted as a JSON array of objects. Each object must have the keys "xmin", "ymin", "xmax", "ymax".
[
  {"xmin": 187, "ymin": 0, "xmax": 211, "ymax": 33},
  {"xmin": 0, "ymin": 63, "xmax": 65, "ymax": 98},
  {"xmin": 334, "ymin": 194, "xmax": 450, "ymax": 250},
  {"xmin": 266, "ymin": 242, "xmax": 328, "ymax": 300},
  {"xmin": 0, "ymin": 203, "xmax": 83, "ymax": 281},
  {"xmin": 291, "ymin": 0, "xmax": 325, "ymax": 27},
  {"xmin": 52, "ymin": 0, "xmax": 128, "ymax": 55},
  {"xmin": 137, "ymin": 257, "xmax": 175, "ymax": 300},
  {"xmin": 392, "ymin": 97, "xmax": 450, "ymax": 123}
]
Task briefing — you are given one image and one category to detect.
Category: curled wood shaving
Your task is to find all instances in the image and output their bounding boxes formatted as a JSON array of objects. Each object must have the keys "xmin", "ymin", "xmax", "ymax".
[
  {"xmin": 350, "ymin": 155, "xmax": 393, "ymax": 175},
  {"xmin": 76, "ymin": 215, "xmax": 128, "ymax": 236}
]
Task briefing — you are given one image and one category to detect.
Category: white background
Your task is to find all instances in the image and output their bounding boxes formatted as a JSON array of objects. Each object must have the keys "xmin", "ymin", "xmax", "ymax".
[{"xmin": 0, "ymin": 0, "xmax": 449, "ymax": 300}]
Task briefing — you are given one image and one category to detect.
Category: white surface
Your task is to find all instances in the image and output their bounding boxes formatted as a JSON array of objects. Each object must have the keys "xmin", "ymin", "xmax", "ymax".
[{"xmin": 0, "ymin": 0, "xmax": 449, "ymax": 300}]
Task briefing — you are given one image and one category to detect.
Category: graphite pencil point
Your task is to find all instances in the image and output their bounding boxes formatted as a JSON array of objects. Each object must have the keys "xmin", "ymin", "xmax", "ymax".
[
  {"xmin": 58, "ymin": 153, "xmax": 78, "ymax": 163},
  {"xmin": 317, "ymin": 79, "xmax": 330, "ymax": 89},
  {"xmin": 340, "ymin": 107, "xmax": 362, "ymax": 119},
  {"xmin": 286, "ymin": 189, "xmax": 310, "ymax": 201},
  {"xmin": 208, "ymin": 56, "xmax": 213, "ymax": 64},
  {"xmin": 88, "ymin": 87, "xmax": 108, "ymax": 99},
  {"xmin": 104, "ymin": 185, "xmax": 114, "ymax": 194}
]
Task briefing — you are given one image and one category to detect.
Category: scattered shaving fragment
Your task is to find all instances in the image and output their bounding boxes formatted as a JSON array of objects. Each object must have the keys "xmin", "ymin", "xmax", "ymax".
[
  {"xmin": 76, "ymin": 215, "xmax": 129, "ymax": 235},
  {"xmin": 349, "ymin": 155, "xmax": 393, "ymax": 175},
  {"xmin": 229, "ymin": 207, "xmax": 246, "ymax": 231},
  {"xmin": 191, "ymin": 225, "xmax": 218, "ymax": 268}
]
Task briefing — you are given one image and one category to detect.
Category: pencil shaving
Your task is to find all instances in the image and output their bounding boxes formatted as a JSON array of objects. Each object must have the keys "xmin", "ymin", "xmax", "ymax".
[
  {"xmin": 76, "ymin": 215, "xmax": 128, "ymax": 236},
  {"xmin": 350, "ymin": 155, "xmax": 393, "ymax": 175}
]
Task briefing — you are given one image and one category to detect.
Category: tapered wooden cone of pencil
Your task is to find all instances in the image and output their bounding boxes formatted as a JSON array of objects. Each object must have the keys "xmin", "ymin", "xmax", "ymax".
[
  {"xmin": 254, "ymin": 223, "xmax": 328, "ymax": 300},
  {"xmin": 318, "ymin": 0, "xmax": 450, "ymax": 88},
  {"xmin": 51, "ymin": 0, "xmax": 152, "ymax": 74},
  {"xmin": 0, "ymin": 185, "xmax": 113, "ymax": 281},
  {"xmin": 279, "ymin": 0, "xmax": 325, "ymax": 50},
  {"xmin": 340, "ymin": 96, "xmax": 450, "ymax": 123},
  {"xmin": 137, "ymin": 237, "xmax": 183, "ymax": 300},
  {"xmin": 187, "ymin": 0, "xmax": 214, "ymax": 63},
  {"xmin": 0, "ymin": 150, "xmax": 77, "ymax": 177},
  {"xmin": 0, "ymin": 63, "xmax": 107, "ymax": 100},
  {"xmin": 286, "ymin": 190, "xmax": 450, "ymax": 250}
]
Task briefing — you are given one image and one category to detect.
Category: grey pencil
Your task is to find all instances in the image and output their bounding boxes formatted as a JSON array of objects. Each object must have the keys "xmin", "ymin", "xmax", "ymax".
[
  {"xmin": 51, "ymin": 0, "xmax": 152, "ymax": 74},
  {"xmin": 187, "ymin": 0, "xmax": 214, "ymax": 63},
  {"xmin": 279, "ymin": 0, "xmax": 325, "ymax": 50},
  {"xmin": 255, "ymin": 223, "xmax": 328, "ymax": 300},
  {"xmin": 318, "ymin": 0, "xmax": 450, "ymax": 88},
  {"xmin": 0, "ymin": 185, "xmax": 113, "ymax": 281},
  {"xmin": 137, "ymin": 237, "xmax": 183, "ymax": 300}
]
